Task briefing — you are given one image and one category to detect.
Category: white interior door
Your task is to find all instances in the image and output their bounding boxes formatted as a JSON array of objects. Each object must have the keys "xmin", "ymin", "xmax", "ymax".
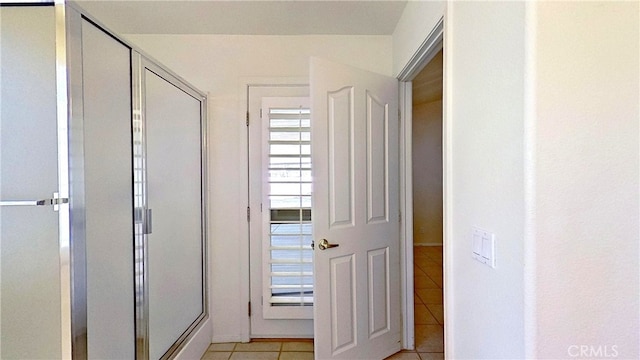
[{"xmin": 311, "ymin": 58, "xmax": 401, "ymax": 360}]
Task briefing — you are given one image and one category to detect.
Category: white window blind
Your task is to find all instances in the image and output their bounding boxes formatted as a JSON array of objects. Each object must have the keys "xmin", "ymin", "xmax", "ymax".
[{"xmin": 261, "ymin": 97, "xmax": 313, "ymax": 319}]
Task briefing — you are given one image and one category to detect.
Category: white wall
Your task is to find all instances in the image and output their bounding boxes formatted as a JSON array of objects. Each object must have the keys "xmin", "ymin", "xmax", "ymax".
[
  {"xmin": 412, "ymin": 99, "xmax": 443, "ymax": 246},
  {"xmin": 447, "ymin": 2, "xmax": 527, "ymax": 358},
  {"xmin": 126, "ymin": 35, "xmax": 392, "ymax": 95},
  {"xmin": 394, "ymin": 2, "xmax": 527, "ymax": 357},
  {"xmin": 124, "ymin": 34, "xmax": 392, "ymax": 342},
  {"xmin": 396, "ymin": 2, "xmax": 640, "ymax": 358},
  {"xmin": 392, "ymin": 0, "xmax": 445, "ymax": 77},
  {"xmin": 440, "ymin": 1, "xmax": 639, "ymax": 358},
  {"xmin": 533, "ymin": 2, "xmax": 639, "ymax": 358},
  {"xmin": 127, "ymin": 2, "xmax": 640, "ymax": 358}
]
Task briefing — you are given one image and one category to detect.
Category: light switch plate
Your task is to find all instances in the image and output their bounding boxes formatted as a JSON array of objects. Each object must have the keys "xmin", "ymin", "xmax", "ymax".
[
  {"xmin": 481, "ymin": 234, "xmax": 495, "ymax": 268},
  {"xmin": 472, "ymin": 233, "xmax": 482, "ymax": 256},
  {"xmin": 472, "ymin": 227, "xmax": 496, "ymax": 268}
]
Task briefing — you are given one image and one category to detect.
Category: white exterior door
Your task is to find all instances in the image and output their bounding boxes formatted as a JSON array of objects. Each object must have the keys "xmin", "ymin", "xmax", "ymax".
[
  {"xmin": 248, "ymin": 86, "xmax": 314, "ymax": 338},
  {"xmin": 311, "ymin": 58, "xmax": 401, "ymax": 360}
]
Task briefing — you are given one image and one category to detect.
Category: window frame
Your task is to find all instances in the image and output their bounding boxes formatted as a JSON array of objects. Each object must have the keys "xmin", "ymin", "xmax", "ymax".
[{"xmin": 260, "ymin": 96, "xmax": 313, "ymax": 320}]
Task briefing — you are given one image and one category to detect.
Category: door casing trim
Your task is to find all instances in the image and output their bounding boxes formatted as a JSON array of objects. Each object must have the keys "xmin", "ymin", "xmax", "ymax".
[
  {"xmin": 396, "ymin": 13, "xmax": 449, "ymax": 356},
  {"xmin": 240, "ymin": 78, "xmax": 310, "ymax": 342},
  {"xmin": 237, "ymin": 11, "xmax": 451, "ymax": 351}
]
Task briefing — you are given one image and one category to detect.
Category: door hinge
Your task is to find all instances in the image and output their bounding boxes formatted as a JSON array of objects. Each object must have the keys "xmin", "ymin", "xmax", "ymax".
[
  {"xmin": 248, "ymin": 301, "xmax": 252, "ymax": 317},
  {"xmin": 246, "ymin": 111, "xmax": 250, "ymax": 126},
  {"xmin": 260, "ymin": 108, "xmax": 263, "ymax": 119},
  {"xmin": 247, "ymin": 206, "xmax": 251, "ymax": 222}
]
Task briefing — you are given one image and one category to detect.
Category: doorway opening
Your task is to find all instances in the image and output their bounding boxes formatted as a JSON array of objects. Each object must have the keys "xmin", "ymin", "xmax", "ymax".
[
  {"xmin": 245, "ymin": 57, "xmax": 405, "ymax": 359},
  {"xmin": 247, "ymin": 84, "xmax": 314, "ymax": 339},
  {"xmin": 410, "ymin": 49, "xmax": 444, "ymax": 355},
  {"xmin": 396, "ymin": 16, "xmax": 445, "ymax": 355}
]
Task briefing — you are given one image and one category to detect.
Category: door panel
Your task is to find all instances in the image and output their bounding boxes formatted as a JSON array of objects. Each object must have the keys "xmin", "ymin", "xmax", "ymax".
[
  {"xmin": 0, "ymin": 7, "xmax": 62, "ymax": 359},
  {"xmin": 368, "ymin": 247, "xmax": 390, "ymax": 337},
  {"xmin": 145, "ymin": 69, "xmax": 204, "ymax": 360},
  {"xmin": 312, "ymin": 58, "xmax": 400, "ymax": 360},
  {"xmin": 327, "ymin": 87, "xmax": 354, "ymax": 228},
  {"xmin": 330, "ymin": 254, "xmax": 356, "ymax": 353},
  {"xmin": 81, "ymin": 19, "xmax": 135, "ymax": 359},
  {"xmin": 366, "ymin": 93, "xmax": 389, "ymax": 223}
]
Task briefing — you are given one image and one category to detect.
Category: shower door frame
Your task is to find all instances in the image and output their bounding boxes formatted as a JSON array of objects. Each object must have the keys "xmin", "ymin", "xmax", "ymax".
[
  {"xmin": 131, "ymin": 53, "xmax": 209, "ymax": 360},
  {"xmin": 8, "ymin": 2, "xmax": 210, "ymax": 358}
]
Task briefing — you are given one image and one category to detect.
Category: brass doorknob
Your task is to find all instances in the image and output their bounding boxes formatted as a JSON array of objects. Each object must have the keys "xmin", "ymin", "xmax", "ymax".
[{"xmin": 317, "ymin": 238, "xmax": 339, "ymax": 250}]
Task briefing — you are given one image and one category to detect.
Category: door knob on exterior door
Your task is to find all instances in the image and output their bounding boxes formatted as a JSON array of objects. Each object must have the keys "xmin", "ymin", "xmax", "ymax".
[{"xmin": 317, "ymin": 238, "xmax": 339, "ymax": 250}]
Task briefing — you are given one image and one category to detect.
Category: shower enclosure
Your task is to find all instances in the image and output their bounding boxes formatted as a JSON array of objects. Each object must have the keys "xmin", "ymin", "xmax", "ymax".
[{"xmin": 0, "ymin": 2, "xmax": 208, "ymax": 359}]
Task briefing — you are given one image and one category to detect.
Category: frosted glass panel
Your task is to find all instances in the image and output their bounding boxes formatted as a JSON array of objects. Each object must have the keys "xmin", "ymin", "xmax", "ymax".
[
  {"xmin": 0, "ymin": 6, "xmax": 62, "ymax": 359},
  {"xmin": 145, "ymin": 70, "xmax": 204, "ymax": 359},
  {"xmin": 81, "ymin": 19, "xmax": 135, "ymax": 359}
]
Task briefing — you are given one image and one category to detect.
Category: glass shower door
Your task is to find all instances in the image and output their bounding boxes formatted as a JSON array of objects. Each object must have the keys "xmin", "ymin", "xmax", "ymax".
[
  {"xmin": 0, "ymin": 5, "xmax": 66, "ymax": 359},
  {"xmin": 134, "ymin": 56, "xmax": 207, "ymax": 360},
  {"xmin": 146, "ymin": 68, "xmax": 204, "ymax": 360}
]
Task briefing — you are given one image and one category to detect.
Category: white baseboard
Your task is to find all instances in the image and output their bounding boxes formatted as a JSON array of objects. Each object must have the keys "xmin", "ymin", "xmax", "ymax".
[
  {"xmin": 250, "ymin": 334, "xmax": 313, "ymax": 339},
  {"xmin": 211, "ymin": 334, "xmax": 244, "ymax": 344},
  {"xmin": 175, "ymin": 318, "xmax": 213, "ymax": 360}
]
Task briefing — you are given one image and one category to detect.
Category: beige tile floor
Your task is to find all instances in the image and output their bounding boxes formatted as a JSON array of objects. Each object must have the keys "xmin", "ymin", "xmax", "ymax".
[
  {"xmin": 201, "ymin": 340, "xmax": 314, "ymax": 360},
  {"xmin": 385, "ymin": 245, "xmax": 444, "ymax": 360},
  {"xmin": 202, "ymin": 246, "xmax": 444, "ymax": 360}
]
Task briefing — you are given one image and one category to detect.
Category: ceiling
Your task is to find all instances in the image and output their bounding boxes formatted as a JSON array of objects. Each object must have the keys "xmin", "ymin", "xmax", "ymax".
[{"xmin": 74, "ymin": 0, "xmax": 409, "ymax": 35}]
